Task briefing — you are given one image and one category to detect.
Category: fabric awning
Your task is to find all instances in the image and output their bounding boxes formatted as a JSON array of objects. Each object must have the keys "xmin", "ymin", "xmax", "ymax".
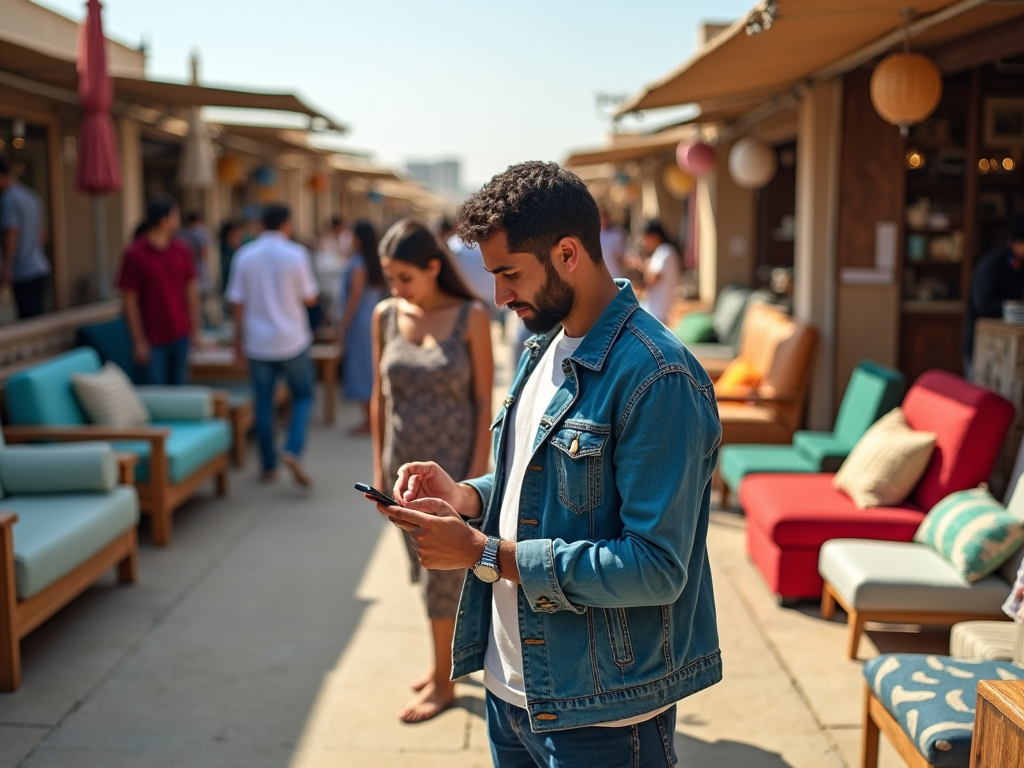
[
  {"xmin": 616, "ymin": 0, "xmax": 1024, "ymax": 116},
  {"xmin": 564, "ymin": 126, "xmax": 696, "ymax": 168},
  {"xmin": 113, "ymin": 77, "xmax": 345, "ymax": 131},
  {"xmin": 328, "ymin": 155, "xmax": 402, "ymax": 180}
]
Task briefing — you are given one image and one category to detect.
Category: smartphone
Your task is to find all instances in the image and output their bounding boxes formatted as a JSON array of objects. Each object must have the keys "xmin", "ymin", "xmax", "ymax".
[{"xmin": 354, "ymin": 482, "xmax": 400, "ymax": 507}]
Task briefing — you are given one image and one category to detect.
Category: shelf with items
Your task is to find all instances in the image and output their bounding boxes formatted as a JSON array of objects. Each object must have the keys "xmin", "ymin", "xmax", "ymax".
[{"xmin": 901, "ymin": 300, "xmax": 965, "ymax": 314}]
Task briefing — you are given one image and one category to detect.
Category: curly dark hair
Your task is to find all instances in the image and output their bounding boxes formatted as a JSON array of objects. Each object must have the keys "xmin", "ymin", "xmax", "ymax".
[{"xmin": 456, "ymin": 161, "xmax": 602, "ymax": 264}]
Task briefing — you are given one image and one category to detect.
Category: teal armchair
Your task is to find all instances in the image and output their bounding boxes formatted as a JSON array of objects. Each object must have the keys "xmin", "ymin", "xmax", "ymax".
[
  {"xmin": 3, "ymin": 348, "xmax": 232, "ymax": 547},
  {"xmin": 0, "ymin": 439, "xmax": 139, "ymax": 690},
  {"xmin": 718, "ymin": 360, "xmax": 905, "ymax": 505}
]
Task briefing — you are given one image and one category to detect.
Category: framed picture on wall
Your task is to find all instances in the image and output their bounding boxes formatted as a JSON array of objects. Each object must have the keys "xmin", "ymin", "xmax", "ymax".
[{"xmin": 984, "ymin": 98, "xmax": 1024, "ymax": 147}]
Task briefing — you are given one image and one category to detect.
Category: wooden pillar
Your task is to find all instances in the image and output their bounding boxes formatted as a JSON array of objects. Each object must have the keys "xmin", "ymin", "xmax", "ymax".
[{"xmin": 794, "ymin": 78, "xmax": 843, "ymax": 430}]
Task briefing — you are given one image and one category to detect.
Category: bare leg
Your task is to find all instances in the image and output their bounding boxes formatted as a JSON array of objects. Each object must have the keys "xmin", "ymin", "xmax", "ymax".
[
  {"xmin": 349, "ymin": 402, "xmax": 371, "ymax": 436},
  {"xmin": 399, "ymin": 617, "xmax": 457, "ymax": 723}
]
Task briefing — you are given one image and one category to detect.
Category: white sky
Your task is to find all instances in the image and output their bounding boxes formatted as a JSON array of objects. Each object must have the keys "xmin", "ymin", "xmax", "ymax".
[{"xmin": 38, "ymin": 0, "xmax": 752, "ymax": 188}]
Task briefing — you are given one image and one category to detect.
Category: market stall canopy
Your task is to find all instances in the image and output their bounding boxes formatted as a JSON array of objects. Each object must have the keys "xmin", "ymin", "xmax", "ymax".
[
  {"xmin": 328, "ymin": 155, "xmax": 402, "ymax": 181},
  {"xmin": 616, "ymin": 0, "xmax": 1024, "ymax": 116},
  {"xmin": 564, "ymin": 125, "xmax": 696, "ymax": 168},
  {"xmin": 214, "ymin": 123, "xmax": 328, "ymax": 154},
  {"xmin": 113, "ymin": 76, "xmax": 345, "ymax": 131}
]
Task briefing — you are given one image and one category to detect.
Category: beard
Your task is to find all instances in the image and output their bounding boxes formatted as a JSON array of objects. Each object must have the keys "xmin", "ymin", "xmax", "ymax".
[{"xmin": 512, "ymin": 258, "xmax": 577, "ymax": 334}]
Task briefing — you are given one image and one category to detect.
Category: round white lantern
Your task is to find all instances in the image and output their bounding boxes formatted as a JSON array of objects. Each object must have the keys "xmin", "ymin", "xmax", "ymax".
[{"xmin": 728, "ymin": 139, "xmax": 777, "ymax": 189}]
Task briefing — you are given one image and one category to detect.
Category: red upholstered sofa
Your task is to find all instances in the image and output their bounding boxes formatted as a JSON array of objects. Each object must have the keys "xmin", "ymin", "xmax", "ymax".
[{"xmin": 739, "ymin": 370, "xmax": 1014, "ymax": 601}]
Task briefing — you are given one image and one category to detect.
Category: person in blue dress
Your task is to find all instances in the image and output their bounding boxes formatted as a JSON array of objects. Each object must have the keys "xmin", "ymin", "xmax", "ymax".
[{"xmin": 338, "ymin": 220, "xmax": 386, "ymax": 435}]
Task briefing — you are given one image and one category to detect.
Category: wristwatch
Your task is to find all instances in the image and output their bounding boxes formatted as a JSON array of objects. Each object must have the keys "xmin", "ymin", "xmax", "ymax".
[{"xmin": 473, "ymin": 536, "xmax": 501, "ymax": 583}]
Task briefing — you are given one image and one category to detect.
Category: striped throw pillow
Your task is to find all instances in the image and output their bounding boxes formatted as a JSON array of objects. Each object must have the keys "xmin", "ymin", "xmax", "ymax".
[
  {"xmin": 914, "ymin": 487, "xmax": 1024, "ymax": 582},
  {"xmin": 71, "ymin": 361, "xmax": 150, "ymax": 427}
]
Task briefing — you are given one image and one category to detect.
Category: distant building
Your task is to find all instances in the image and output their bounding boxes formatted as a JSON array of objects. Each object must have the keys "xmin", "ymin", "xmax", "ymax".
[{"xmin": 405, "ymin": 160, "xmax": 461, "ymax": 198}]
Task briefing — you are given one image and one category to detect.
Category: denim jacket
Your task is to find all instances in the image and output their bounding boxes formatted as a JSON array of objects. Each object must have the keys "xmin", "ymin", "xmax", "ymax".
[{"xmin": 453, "ymin": 281, "xmax": 723, "ymax": 732}]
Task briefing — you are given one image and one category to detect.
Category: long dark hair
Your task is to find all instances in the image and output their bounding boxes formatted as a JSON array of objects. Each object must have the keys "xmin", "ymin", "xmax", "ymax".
[
  {"xmin": 353, "ymin": 220, "xmax": 385, "ymax": 287},
  {"xmin": 380, "ymin": 219, "xmax": 476, "ymax": 302}
]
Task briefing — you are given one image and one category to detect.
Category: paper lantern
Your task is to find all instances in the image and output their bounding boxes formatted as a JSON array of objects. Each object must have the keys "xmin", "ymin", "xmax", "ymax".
[
  {"xmin": 253, "ymin": 165, "xmax": 276, "ymax": 187},
  {"xmin": 870, "ymin": 52, "xmax": 942, "ymax": 136},
  {"xmin": 677, "ymin": 141, "xmax": 716, "ymax": 176},
  {"xmin": 217, "ymin": 155, "xmax": 243, "ymax": 186},
  {"xmin": 728, "ymin": 138, "xmax": 777, "ymax": 189},
  {"xmin": 308, "ymin": 171, "xmax": 330, "ymax": 192},
  {"xmin": 662, "ymin": 164, "xmax": 694, "ymax": 199}
]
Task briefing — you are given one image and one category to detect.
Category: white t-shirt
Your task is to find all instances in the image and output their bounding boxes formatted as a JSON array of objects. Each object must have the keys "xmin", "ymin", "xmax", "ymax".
[
  {"xmin": 645, "ymin": 242, "xmax": 680, "ymax": 326},
  {"xmin": 600, "ymin": 226, "xmax": 627, "ymax": 280},
  {"xmin": 448, "ymin": 235, "xmax": 493, "ymax": 305},
  {"xmin": 225, "ymin": 232, "xmax": 319, "ymax": 361},
  {"xmin": 483, "ymin": 330, "xmax": 671, "ymax": 727}
]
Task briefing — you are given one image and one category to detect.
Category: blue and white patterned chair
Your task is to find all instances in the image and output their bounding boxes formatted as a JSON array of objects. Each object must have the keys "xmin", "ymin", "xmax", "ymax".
[{"xmin": 861, "ymin": 653, "xmax": 1023, "ymax": 767}]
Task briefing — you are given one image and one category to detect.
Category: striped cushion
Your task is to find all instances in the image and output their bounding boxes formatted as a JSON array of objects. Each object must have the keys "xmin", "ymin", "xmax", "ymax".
[
  {"xmin": 915, "ymin": 488, "xmax": 1024, "ymax": 582},
  {"xmin": 71, "ymin": 362, "xmax": 150, "ymax": 427}
]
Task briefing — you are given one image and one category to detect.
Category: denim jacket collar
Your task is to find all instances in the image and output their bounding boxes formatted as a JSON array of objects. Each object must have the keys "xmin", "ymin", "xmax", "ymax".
[{"xmin": 522, "ymin": 279, "xmax": 639, "ymax": 372}]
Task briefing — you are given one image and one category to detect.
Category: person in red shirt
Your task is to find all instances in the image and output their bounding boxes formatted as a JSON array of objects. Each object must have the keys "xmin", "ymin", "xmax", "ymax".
[{"xmin": 117, "ymin": 196, "xmax": 202, "ymax": 384}]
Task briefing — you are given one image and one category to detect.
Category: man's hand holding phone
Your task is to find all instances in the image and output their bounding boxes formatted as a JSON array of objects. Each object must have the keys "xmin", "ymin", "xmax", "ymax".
[{"xmin": 392, "ymin": 461, "xmax": 482, "ymax": 520}]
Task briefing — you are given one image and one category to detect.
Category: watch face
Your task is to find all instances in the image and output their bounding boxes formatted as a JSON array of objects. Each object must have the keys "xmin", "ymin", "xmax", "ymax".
[{"xmin": 474, "ymin": 564, "xmax": 500, "ymax": 583}]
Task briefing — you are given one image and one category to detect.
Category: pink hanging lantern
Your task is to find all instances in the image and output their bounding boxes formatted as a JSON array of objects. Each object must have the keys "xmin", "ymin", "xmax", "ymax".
[{"xmin": 677, "ymin": 141, "xmax": 716, "ymax": 177}]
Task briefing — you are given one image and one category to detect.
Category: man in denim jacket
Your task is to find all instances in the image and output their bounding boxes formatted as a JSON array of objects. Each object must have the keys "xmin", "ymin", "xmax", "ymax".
[{"xmin": 379, "ymin": 162, "xmax": 722, "ymax": 767}]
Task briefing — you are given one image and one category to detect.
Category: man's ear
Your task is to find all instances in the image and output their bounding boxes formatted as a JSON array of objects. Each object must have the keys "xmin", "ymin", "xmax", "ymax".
[{"xmin": 556, "ymin": 237, "xmax": 582, "ymax": 272}]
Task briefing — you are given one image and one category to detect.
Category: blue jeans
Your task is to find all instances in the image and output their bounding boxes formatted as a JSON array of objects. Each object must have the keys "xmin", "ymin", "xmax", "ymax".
[
  {"xmin": 486, "ymin": 692, "xmax": 677, "ymax": 768},
  {"xmin": 144, "ymin": 336, "xmax": 189, "ymax": 385},
  {"xmin": 248, "ymin": 349, "xmax": 314, "ymax": 472}
]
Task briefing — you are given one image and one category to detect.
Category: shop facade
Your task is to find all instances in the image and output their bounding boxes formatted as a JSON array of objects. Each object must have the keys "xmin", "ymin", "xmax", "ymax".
[{"xmin": 614, "ymin": 0, "xmax": 1024, "ymax": 429}]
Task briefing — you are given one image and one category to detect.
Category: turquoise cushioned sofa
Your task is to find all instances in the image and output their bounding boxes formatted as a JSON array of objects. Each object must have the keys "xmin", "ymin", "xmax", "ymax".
[
  {"xmin": 0, "ymin": 438, "xmax": 139, "ymax": 691},
  {"xmin": 4, "ymin": 348, "xmax": 232, "ymax": 547},
  {"xmin": 718, "ymin": 360, "xmax": 904, "ymax": 505}
]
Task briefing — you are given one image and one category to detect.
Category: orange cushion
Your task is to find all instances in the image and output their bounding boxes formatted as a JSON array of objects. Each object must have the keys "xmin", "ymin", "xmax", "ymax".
[{"xmin": 715, "ymin": 358, "xmax": 761, "ymax": 396}]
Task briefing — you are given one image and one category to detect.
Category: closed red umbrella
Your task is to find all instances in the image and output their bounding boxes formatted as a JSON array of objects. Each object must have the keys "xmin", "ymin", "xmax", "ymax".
[
  {"xmin": 76, "ymin": 0, "xmax": 121, "ymax": 299},
  {"xmin": 76, "ymin": 0, "xmax": 121, "ymax": 194}
]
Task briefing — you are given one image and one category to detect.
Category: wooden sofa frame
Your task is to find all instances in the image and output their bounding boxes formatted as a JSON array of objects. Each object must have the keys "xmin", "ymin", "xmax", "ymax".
[
  {"xmin": 1, "ymin": 392, "xmax": 231, "ymax": 547},
  {"xmin": 821, "ymin": 580, "xmax": 1010, "ymax": 660},
  {"xmin": 861, "ymin": 683, "xmax": 934, "ymax": 768},
  {"xmin": 0, "ymin": 456, "xmax": 138, "ymax": 691}
]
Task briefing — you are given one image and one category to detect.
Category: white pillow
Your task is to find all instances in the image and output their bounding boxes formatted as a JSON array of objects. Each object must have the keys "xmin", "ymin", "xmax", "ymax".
[
  {"xmin": 833, "ymin": 407, "xmax": 937, "ymax": 509},
  {"xmin": 71, "ymin": 362, "xmax": 150, "ymax": 426}
]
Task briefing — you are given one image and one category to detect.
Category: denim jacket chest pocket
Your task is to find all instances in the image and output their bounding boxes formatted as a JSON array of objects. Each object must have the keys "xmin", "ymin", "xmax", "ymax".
[{"xmin": 549, "ymin": 423, "xmax": 609, "ymax": 514}]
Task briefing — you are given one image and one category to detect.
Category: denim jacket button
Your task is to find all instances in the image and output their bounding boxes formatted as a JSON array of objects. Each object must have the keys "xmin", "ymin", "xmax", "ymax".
[{"xmin": 561, "ymin": 360, "xmax": 573, "ymax": 376}]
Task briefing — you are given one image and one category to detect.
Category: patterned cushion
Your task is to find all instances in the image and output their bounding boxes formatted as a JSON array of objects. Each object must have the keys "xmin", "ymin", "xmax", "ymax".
[
  {"xmin": 834, "ymin": 408, "xmax": 937, "ymax": 509},
  {"xmin": 71, "ymin": 362, "xmax": 150, "ymax": 426},
  {"xmin": 864, "ymin": 654, "xmax": 1024, "ymax": 767},
  {"xmin": 915, "ymin": 488, "xmax": 1024, "ymax": 582}
]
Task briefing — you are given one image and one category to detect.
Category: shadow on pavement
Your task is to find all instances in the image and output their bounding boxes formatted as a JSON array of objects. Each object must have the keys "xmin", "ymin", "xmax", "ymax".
[{"xmin": 675, "ymin": 732, "xmax": 795, "ymax": 767}]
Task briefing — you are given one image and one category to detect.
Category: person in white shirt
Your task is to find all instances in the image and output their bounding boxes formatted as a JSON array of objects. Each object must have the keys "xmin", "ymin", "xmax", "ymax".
[
  {"xmin": 314, "ymin": 216, "xmax": 353, "ymax": 324},
  {"xmin": 446, "ymin": 228, "xmax": 494, "ymax": 307},
  {"xmin": 598, "ymin": 204, "xmax": 627, "ymax": 280},
  {"xmin": 636, "ymin": 220, "xmax": 680, "ymax": 327},
  {"xmin": 226, "ymin": 204, "xmax": 320, "ymax": 486}
]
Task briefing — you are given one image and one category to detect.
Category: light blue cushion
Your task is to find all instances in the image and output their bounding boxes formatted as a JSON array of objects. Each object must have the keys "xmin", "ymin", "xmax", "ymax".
[
  {"xmin": 10, "ymin": 486, "xmax": 139, "ymax": 599},
  {"xmin": 0, "ymin": 443, "xmax": 118, "ymax": 494},
  {"xmin": 136, "ymin": 386, "xmax": 214, "ymax": 421},
  {"xmin": 834, "ymin": 360, "xmax": 905, "ymax": 445},
  {"xmin": 864, "ymin": 654, "xmax": 1024, "ymax": 767},
  {"xmin": 6, "ymin": 347, "xmax": 100, "ymax": 426},
  {"xmin": 719, "ymin": 445, "xmax": 817, "ymax": 493},
  {"xmin": 192, "ymin": 380, "xmax": 251, "ymax": 408},
  {"xmin": 792, "ymin": 431, "xmax": 857, "ymax": 472},
  {"xmin": 710, "ymin": 285, "xmax": 753, "ymax": 346},
  {"xmin": 113, "ymin": 420, "xmax": 231, "ymax": 484}
]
